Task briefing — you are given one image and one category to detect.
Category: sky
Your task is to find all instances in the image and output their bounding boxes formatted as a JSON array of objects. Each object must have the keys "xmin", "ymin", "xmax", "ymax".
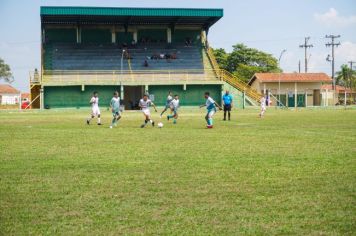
[{"xmin": 0, "ymin": 0, "xmax": 355, "ymax": 92}]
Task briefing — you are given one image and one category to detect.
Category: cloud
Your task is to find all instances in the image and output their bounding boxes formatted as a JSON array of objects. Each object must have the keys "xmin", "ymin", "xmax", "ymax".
[
  {"xmin": 314, "ymin": 8, "xmax": 356, "ymax": 27},
  {"xmin": 335, "ymin": 41, "xmax": 356, "ymax": 62}
]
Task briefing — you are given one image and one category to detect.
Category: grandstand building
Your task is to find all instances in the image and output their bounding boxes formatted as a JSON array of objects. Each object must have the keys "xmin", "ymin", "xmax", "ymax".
[{"xmin": 30, "ymin": 6, "xmax": 261, "ymax": 109}]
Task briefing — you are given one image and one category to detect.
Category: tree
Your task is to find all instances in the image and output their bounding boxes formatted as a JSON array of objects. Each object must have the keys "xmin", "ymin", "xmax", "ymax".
[
  {"xmin": 213, "ymin": 44, "xmax": 281, "ymax": 83},
  {"xmin": 336, "ymin": 64, "xmax": 356, "ymax": 89},
  {"xmin": 0, "ymin": 58, "xmax": 14, "ymax": 83}
]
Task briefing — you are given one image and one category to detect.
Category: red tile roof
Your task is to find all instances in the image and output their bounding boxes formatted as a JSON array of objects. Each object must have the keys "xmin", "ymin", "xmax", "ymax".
[
  {"xmin": 249, "ymin": 73, "xmax": 332, "ymax": 85},
  {"xmin": 21, "ymin": 93, "xmax": 30, "ymax": 99},
  {"xmin": 0, "ymin": 84, "xmax": 20, "ymax": 94},
  {"xmin": 321, "ymin": 84, "xmax": 355, "ymax": 93}
]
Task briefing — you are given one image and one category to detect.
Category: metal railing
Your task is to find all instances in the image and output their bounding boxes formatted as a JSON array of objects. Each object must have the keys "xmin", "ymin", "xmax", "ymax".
[{"xmin": 34, "ymin": 69, "xmax": 220, "ymax": 85}]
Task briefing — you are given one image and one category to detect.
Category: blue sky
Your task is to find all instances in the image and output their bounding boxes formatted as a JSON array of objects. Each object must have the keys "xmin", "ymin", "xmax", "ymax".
[{"xmin": 0, "ymin": 0, "xmax": 355, "ymax": 92}]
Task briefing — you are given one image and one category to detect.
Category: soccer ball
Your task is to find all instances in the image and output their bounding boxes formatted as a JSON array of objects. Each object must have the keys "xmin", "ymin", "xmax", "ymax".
[{"xmin": 157, "ymin": 122, "xmax": 164, "ymax": 128}]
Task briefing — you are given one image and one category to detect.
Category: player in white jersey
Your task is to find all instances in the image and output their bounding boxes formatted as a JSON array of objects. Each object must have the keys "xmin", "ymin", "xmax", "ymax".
[
  {"xmin": 87, "ymin": 91, "xmax": 102, "ymax": 125},
  {"xmin": 199, "ymin": 92, "xmax": 222, "ymax": 128},
  {"xmin": 160, "ymin": 91, "xmax": 173, "ymax": 118},
  {"xmin": 259, "ymin": 96, "xmax": 266, "ymax": 118},
  {"xmin": 139, "ymin": 94, "xmax": 157, "ymax": 128},
  {"xmin": 167, "ymin": 94, "xmax": 179, "ymax": 124},
  {"xmin": 109, "ymin": 91, "xmax": 121, "ymax": 129}
]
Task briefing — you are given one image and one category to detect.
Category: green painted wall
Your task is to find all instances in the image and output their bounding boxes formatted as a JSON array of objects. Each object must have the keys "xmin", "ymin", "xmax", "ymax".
[
  {"xmin": 116, "ymin": 32, "xmax": 133, "ymax": 44},
  {"xmin": 44, "ymin": 84, "xmax": 222, "ymax": 108},
  {"xmin": 137, "ymin": 29, "xmax": 166, "ymax": 42},
  {"xmin": 44, "ymin": 85, "xmax": 121, "ymax": 108},
  {"xmin": 148, "ymin": 84, "xmax": 222, "ymax": 106},
  {"xmin": 222, "ymin": 83, "xmax": 244, "ymax": 109},
  {"xmin": 172, "ymin": 29, "xmax": 201, "ymax": 44},
  {"xmin": 81, "ymin": 29, "xmax": 111, "ymax": 43},
  {"xmin": 45, "ymin": 28, "xmax": 77, "ymax": 43}
]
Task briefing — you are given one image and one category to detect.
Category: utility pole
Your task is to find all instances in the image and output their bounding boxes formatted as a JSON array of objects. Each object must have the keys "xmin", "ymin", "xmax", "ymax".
[
  {"xmin": 299, "ymin": 37, "xmax": 313, "ymax": 73},
  {"xmin": 348, "ymin": 61, "xmax": 355, "ymax": 89},
  {"xmin": 298, "ymin": 60, "xmax": 301, "ymax": 73},
  {"xmin": 325, "ymin": 35, "xmax": 341, "ymax": 105}
]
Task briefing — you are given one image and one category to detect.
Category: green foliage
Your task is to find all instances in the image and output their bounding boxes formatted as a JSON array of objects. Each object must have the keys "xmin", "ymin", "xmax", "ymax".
[
  {"xmin": 213, "ymin": 44, "xmax": 281, "ymax": 82},
  {"xmin": 0, "ymin": 58, "xmax": 13, "ymax": 83},
  {"xmin": 0, "ymin": 109, "xmax": 355, "ymax": 235},
  {"xmin": 336, "ymin": 64, "xmax": 356, "ymax": 89}
]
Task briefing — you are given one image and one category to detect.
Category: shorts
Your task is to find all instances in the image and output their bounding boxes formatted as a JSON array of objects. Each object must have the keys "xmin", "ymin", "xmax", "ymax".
[
  {"xmin": 224, "ymin": 104, "xmax": 231, "ymax": 112},
  {"xmin": 91, "ymin": 107, "xmax": 101, "ymax": 116},
  {"xmin": 206, "ymin": 108, "xmax": 216, "ymax": 118},
  {"xmin": 112, "ymin": 110, "xmax": 121, "ymax": 117},
  {"xmin": 142, "ymin": 108, "xmax": 151, "ymax": 116},
  {"xmin": 171, "ymin": 107, "xmax": 178, "ymax": 116}
]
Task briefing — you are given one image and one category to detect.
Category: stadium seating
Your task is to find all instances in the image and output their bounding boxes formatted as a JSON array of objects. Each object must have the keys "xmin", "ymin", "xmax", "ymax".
[{"xmin": 44, "ymin": 43, "xmax": 204, "ymax": 71}]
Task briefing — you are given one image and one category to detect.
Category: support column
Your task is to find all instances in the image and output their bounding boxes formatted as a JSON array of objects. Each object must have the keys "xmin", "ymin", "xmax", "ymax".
[
  {"xmin": 326, "ymin": 89, "xmax": 328, "ymax": 106},
  {"xmin": 183, "ymin": 84, "xmax": 186, "ymax": 91},
  {"xmin": 133, "ymin": 30, "xmax": 138, "ymax": 43},
  {"xmin": 243, "ymin": 91, "xmax": 246, "ymax": 109},
  {"xmin": 120, "ymin": 84, "xmax": 124, "ymax": 100},
  {"xmin": 305, "ymin": 90, "xmax": 308, "ymax": 107},
  {"xmin": 40, "ymin": 87, "xmax": 44, "ymax": 110},
  {"xmin": 76, "ymin": 26, "xmax": 81, "ymax": 44},
  {"xmin": 263, "ymin": 83, "xmax": 266, "ymax": 95},
  {"xmin": 294, "ymin": 82, "xmax": 297, "ymax": 108},
  {"xmin": 111, "ymin": 26, "xmax": 116, "ymax": 43},
  {"xmin": 167, "ymin": 28, "xmax": 172, "ymax": 43}
]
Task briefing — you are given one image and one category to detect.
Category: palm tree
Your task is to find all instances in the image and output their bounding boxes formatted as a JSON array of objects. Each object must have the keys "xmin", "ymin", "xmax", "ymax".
[{"xmin": 336, "ymin": 64, "xmax": 356, "ymax": 89}]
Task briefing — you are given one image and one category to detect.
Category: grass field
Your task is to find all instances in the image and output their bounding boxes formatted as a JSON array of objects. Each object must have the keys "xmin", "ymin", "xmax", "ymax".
[{"xmin": 0, "ymin": 108, "xmax": 355, "ymax": 235}]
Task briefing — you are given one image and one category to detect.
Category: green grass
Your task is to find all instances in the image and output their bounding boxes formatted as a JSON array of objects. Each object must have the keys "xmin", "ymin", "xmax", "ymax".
[{"xmin": 0, "ymin": 108, "xmax": 355, "ymax": 235}]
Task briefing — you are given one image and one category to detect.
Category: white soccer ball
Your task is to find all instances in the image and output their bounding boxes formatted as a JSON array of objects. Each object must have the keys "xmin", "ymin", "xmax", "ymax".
[{"xmin": 157, "ymin": 122, "xmax": 164, "ymax": 128}]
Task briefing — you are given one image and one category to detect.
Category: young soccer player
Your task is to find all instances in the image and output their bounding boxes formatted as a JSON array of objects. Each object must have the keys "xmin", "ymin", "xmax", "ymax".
[
  {"xmin": 160, "ymin": 91, "xmax": 173, "ymax": 118},
  {"xmin": 199, "ymin": 92, "xmax": 222, "ymax": 128},
  {"xmin": 139, "ymin": 94, "xmax": 158, "ymax": 128},
  {"xmin": 87, "ymin": 91, "xmax": 102, "ymax": 125},
  {"xmin": 259, "ymin": 96, "xmax": 266, "ymax": 118},
  {"xmin": 167, "ymin": 95, "xmax": 179, "ymax": 124},
  {"xmin": 109, "ymin": 91, "xmax": 121, "ymax": 129}
]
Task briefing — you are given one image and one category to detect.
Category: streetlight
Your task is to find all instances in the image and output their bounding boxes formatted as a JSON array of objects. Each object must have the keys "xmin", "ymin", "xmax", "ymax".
[{"xmin": 278, "ymin": 49, "xmax": 287, "ymax": 108}]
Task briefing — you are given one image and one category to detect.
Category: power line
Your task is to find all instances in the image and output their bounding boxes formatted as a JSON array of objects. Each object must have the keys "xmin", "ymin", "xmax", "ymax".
[{"xmin": 299, "ymin": 37, "xmax": 313, "ymax": 73}]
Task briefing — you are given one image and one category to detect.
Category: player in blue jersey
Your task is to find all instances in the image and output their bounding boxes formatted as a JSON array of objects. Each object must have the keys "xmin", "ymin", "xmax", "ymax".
[
  {"xmin": 222, "ymin": 90, "xmax": 233, "ymax": 121},
  {"xmin": 199, "ymin": 92, "xmax": 222, "ymax": 128}
]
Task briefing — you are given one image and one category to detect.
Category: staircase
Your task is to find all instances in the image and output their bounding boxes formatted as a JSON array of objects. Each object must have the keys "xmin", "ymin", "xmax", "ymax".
[{"xmin": 205, "ymin": 46, "xmax": 263, "ymax": 103}]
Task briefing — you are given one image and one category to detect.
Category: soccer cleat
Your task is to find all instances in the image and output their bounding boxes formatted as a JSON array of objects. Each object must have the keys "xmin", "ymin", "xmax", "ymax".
[
  {"xmin": 207, "ymin": 125, "xmax": 213, "ymax": 129},
  {"xmin": 140, "ymin": 124, "xmax": 145, "ymax": 128},
  {"xmin": 86, "ymin": 119, "xmax": 90, "ymax": 125},
  {"xmin": 173, "ymin": 120, "xmax": 177, "ymax": 124},
  {"xmin": 109, "ymin": 126, "xmax": 113, "ymax": 129},
  {"xmin": 97, "ymin": 123, "xmax": 102, "ymax": 125},
  {"xmin": 167, "ymin": 115, "xmax": 170, "ymax": 121},
  {"xmin": 152, "ymin": 121, "xmax": 155, "ymax": 127}
]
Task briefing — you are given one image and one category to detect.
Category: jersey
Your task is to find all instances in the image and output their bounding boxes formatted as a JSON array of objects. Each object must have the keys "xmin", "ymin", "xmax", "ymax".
[
  {"xmin": 166, "ymin": 95, "xmax": 173, "ymax": 105},
  {"xmin": 110, "ymin": 97, "xmax": 121, "ymax": 112},
  {"xmin": 222, "ymin": 94, "xmax": 233, "ymax": 105},
  {"xmin": 90, "ymin": 96, "xmax": 99, "ymax": 108},
  {"xmin": 260, "ymin": 97, "xmax": 266, "ymax": 108},
  {"xmin": 170, "ymin": 99, "xmax": 180, "ymax": 110},
  {"xmin": 139, "ymin": 99, "xmax": 152, "ymax": 110},
  {"xmin": 206, "ymin": 97, "xmax": 216, "ymax": 111}
]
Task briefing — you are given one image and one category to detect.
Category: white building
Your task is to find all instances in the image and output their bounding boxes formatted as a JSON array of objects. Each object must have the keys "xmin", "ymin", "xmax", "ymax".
[{"xmin": 0, "ymin": 84, "xmax": 21, "ymax": 105}]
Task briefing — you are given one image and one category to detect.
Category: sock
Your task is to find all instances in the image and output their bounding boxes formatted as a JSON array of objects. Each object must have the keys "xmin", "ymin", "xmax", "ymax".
[
  {"xmin": 208, "ymin": 118, "xmax": 213, "ymax": 125},
  {"xmin": 228, "ymin": 112, "xmax": 231, "ymax": 120},
  {"xmin": 149, "ymin": 119, "xmax": 153, "ymax": 124},
  {"xmin": 111, "ymin": 118, "xmax": 116, "ymax": 126},
  {"xmin": 98, "ymin": 118, "xmax": 101, "ymax": 124},
  {"xmin": 87, "ymin": 117, "xmax": 92, "ymax": 121},
  {"xmin": 168, "ymin": 115, "xmax": 173, "ymax": 118},
  {"xmin": 224, "ymin": 112, "xmax": 226, "ymax": 120},
  {"xmin": 143, "ymin": 120, "xmax": 148, "ymax": 126},
  {"xmin": 173, "ymin": 119, "xmax": 177, "ymax": 124}
]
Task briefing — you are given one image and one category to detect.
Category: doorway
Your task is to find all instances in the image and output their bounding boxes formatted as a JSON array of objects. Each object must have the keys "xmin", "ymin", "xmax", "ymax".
[{"xmin": 124, "ymin": 86, "xmax": 144, "ymax": 110}]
